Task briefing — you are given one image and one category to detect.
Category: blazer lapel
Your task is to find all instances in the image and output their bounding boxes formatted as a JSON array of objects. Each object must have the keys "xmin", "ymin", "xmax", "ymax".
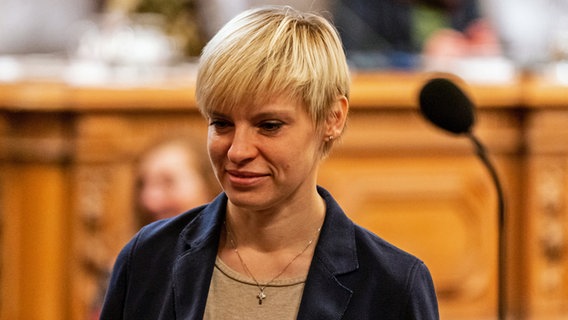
[
  {"xmin": 297, "ymin": 187, "xmax": 359, "ymax": 320},
  {"xmin": 297, "ymin": 258, "xmax": 354, "ymax": 320},
  {"xmin": 171, "ymin": 194, "xmax": 226, "ymax": 319}
]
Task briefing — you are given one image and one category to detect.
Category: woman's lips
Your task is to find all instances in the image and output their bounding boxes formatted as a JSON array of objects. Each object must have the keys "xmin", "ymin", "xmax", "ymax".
[{"xmin": 225, "ymin": 169, "xmax": 269, "ymax": 187}]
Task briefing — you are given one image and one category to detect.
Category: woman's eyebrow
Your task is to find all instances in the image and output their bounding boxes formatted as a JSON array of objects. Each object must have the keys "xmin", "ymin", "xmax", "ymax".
[{"xmin": 206, "ymin": 111, "xmax": 229, "ymax": 118}]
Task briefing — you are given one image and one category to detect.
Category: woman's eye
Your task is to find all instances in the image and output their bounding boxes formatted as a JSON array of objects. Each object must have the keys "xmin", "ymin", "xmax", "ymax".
[
  {"xmin": 259, "ymin": 121, "xmax": 283, "ymax": 132},
  {"xmin": 209, "ymin": 119, "xmax": 232, "ymax": 130}
]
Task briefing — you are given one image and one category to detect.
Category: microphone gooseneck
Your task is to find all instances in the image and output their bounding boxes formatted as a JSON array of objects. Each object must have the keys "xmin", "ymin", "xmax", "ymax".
[{"xmin": 418, "ymin": 77, "xmax": 507, "ymax": 320}]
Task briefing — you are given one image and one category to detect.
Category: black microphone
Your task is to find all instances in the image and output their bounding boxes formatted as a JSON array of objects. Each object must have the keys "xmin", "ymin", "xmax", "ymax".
[
  {"xmin": 419, "ymin": 77, "xmax": 475, "ymax": 135},
  {"xmin": 418, "ymin": 77, "xmax": 507, "ymax": 320}
]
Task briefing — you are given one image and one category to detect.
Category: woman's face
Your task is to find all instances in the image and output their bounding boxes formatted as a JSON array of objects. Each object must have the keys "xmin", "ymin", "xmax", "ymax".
[{"xmin": 206, "ymin": 97, "xmax": 323, "ymax": 212}]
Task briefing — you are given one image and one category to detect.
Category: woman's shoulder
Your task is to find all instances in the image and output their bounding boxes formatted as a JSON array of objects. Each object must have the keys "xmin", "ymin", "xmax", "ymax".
[
  {"xmin": 352, "ymin": 223, "xmax": 426, "ymax": 272},
  {"xmin": 138, "ymin": 192, "xmax": 226, "ymax": 243},
  {"xmin": 319, "ymin": 186, "xmax": 426, "ymax": 271},
  {"xmin": 139, "ymin": 201, "xmax": 223, "ymax": 246},
  {"xmin": 140, "ymin": 204, "xmax": 209, "ymax": 239},
  {"xmin": 112, "ymin": 201, "xmax": 222, "ymax": 275}
]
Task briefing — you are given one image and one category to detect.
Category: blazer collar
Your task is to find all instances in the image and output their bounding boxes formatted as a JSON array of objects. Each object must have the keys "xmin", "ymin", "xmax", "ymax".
[
  {"xmin": 173, "ymin": 193, "xmax": 227, "ymax": 319},
  {"xmin": 170, "ymin": 188, "xmax": 359, "ymax": 319},
  {"xmin": 297, "ymin": 186, "xmax": 359, "ymax": 319}
]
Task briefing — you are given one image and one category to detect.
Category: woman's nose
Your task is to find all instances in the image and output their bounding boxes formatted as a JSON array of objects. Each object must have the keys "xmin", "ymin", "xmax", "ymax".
[{"xmin": 227, "ymin": 128, "xmax": 257, "ymax": 163}]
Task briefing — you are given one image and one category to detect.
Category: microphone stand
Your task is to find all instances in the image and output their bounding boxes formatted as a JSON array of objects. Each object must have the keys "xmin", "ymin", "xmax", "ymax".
[{"xmin": 466, "ymin": 131, "xmax": 506, "ymax": 320}]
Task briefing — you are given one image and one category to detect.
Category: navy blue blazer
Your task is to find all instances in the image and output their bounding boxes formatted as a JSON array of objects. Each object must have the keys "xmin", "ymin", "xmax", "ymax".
[{"xmin": 100, "ymin": 187, "xmax": 439, "ymax": 319}]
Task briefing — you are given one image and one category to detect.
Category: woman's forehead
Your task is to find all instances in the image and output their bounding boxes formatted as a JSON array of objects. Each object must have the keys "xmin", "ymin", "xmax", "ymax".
[{"xmin": 207, "ymin": 94, "xmax": 306, "ymax": 116}]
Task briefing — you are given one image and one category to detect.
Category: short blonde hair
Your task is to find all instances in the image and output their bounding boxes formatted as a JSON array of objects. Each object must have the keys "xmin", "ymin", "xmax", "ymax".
[{"xmin": 196, "ymin": 6, "xmax": 350, "ymax": 128}]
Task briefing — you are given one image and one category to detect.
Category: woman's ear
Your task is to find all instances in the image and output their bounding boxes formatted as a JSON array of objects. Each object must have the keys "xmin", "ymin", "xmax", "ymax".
[{"xmin": 325, "ymin": 96, "xmax": 349, "ymax": 139}]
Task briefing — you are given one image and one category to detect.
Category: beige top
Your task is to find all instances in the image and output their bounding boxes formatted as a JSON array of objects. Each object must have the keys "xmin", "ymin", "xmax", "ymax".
[{"xmin": 203, "ymin": 257, "xmax": 306, "ymax": 319}]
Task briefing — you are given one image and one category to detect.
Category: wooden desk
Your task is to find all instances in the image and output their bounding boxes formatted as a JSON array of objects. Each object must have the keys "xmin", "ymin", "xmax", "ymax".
[{"xmin": 1, "ymin": 71, "xmax": 567, "ymax": 319}]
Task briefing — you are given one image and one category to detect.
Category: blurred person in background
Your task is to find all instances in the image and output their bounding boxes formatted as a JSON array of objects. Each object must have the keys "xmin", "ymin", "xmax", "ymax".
[
  {"xmin": 0, "ymin": 0, "xmax": 99, "ymax": 54},
  {"xmin": 92, "ymin": 0, "xmax": 329, "ymax": 58},
  {"xmin": 196, "ymin": 0, "xmax": 329, "ymax": 40},
  {"xmin": 194, "ymin": 0, "xmax": 497, "ymax": 70},
  {"xmin": 134, "ymin": 133, "xmax": 220, "ymax": 227},
  {"xmin": 332, "ymin": 0, "xmax": 499, "ymax": 68}
]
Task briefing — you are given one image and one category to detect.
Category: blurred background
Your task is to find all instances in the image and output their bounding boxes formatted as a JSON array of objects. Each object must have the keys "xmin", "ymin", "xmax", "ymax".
[{"xmin": 1, "ymin": 0, "xmax": 568, "ymax": 319}]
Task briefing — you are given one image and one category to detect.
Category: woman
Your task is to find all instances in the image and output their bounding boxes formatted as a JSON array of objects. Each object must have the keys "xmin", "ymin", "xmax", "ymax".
[{"xmin": 100, "ymin": 6, "xmax": 439, "ymax": 319}]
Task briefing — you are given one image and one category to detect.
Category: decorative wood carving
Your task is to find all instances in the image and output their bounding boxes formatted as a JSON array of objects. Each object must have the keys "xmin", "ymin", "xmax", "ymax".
[{"xmin": 536, "ymin": 159, "xmax": 567, "ymax": 297}]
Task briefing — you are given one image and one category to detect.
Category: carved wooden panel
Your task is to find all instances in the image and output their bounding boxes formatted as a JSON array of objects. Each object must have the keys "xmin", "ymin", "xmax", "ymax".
[
  {"xmin": 526, "ymin": 156, "xmax": 568, "ymax": 318},
  {"xmin": 71, "ymin": 164, "xmax": 135, "ymax": 320},
  {"xmin": 524, "ymin": 109, "xmax": 568, "ymax": 318}
]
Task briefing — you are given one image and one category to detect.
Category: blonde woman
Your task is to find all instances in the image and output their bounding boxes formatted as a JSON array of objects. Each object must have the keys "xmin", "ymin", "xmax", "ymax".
[{"xmin": 101, "ymin": 6, "xmax": 439, "ymax": 319}]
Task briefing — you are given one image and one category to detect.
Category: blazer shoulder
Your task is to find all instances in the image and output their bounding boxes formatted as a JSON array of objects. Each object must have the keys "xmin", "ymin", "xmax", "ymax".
[
  {"xmin": 136, "ymin": 205, "xmax": 208, "ymax": 242},
  {"xmin": 353, "ymin": 223, "xmax": 427, "ymax": 274}
]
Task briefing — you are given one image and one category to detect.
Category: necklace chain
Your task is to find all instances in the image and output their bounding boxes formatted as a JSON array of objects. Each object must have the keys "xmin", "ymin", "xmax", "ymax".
[{"xmin": 224, "ymin": 219, "xmax": 322, "ymax": 305}]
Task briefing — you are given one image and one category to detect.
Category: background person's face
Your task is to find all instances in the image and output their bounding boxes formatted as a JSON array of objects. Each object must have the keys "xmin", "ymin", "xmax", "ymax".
[{"xmin": 138, "ymin": 144, "xmax": 209, "ymax": 220}]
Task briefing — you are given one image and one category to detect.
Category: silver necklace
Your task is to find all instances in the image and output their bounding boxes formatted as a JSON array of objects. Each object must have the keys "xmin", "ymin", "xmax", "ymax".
[{"xmin": 224, "ymin": 220, "xmax": 322, "ymax": 305}]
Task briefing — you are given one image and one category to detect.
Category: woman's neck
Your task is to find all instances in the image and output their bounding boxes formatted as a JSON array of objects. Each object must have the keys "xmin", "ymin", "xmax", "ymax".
[{"xmin": 224, "ymin": 190, "xmax": 326, "ymax": 253}]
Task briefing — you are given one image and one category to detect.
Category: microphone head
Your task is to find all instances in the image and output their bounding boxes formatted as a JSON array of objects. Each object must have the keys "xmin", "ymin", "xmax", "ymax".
[{"xmin": 418, "ymin": 77, "xmax": 476, "ymax": 135}]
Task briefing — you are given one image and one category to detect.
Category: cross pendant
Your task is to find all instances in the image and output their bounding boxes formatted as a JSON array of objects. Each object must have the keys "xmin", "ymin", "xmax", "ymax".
[{"xmin": 257, "ymin": 290, "xmax": 266, "ymax": 305}]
